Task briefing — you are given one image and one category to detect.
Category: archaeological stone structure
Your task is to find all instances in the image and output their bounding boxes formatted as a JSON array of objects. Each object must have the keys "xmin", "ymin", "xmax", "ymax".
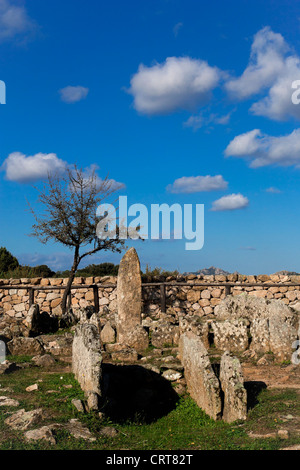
[
  {"xmin": 220, "ymin": 351, "xmax": 247, "ymax": 423},
  {"xmin": 116, "ymin": 247, "xmax": 149, "ymax": 352},
  {"xmin": 1, "ymin": 248, "xmax": 300, "ymax": 423},
  {"xmin": 72, "ymin": 323, "xmax": 102, "ymax": 411},
  {"xmin": 179, "ymin": 332, "xmax": 222, "ymax": 420}
]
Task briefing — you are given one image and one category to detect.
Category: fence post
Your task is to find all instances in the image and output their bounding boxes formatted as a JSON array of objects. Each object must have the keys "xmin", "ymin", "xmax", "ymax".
[
  {"xmin": 225, "ymin": 285, "xmax": 231, "ymax": 297},
  {"xmin": 93, "ymin": 285, "xmax": 100, "ymax": 313},
  {"xmin": 160, "ymin": 284, "xmax": 166, "ymax": 313},
  {"xmin": 28, "ymin": 288, "xmax": 34, "ymax": 308}
]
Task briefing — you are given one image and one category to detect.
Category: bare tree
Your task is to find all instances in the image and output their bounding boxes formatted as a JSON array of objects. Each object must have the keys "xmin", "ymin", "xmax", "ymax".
[{"xmin": 29, "ymin": 165, "xmax": 124, "ymax": 314}]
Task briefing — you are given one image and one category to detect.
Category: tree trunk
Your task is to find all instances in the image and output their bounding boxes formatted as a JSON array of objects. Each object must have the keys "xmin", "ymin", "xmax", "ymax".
[{"xmin": 61, "ymin": 247, "xmax": 79, "ymax": 315}]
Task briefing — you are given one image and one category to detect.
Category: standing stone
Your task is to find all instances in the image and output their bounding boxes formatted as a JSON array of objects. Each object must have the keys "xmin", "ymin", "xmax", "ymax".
[
  {"xmin": 179, "ymin": 332, "xmax": 222, "ymax": 420},
  {"xmin": 220, "ymin": 351, "xmax": 247, "ymax": 423},
  {"xmin": 23, "ymin": 304, "xmax": 40, "ymax": 334},
  {"xmin": 72, "ymin": 323, "xmax": 102, "ymax": 409},
  {"xmin": 117, "ymin": 248, "xmax": 149, "ymax": 351}
]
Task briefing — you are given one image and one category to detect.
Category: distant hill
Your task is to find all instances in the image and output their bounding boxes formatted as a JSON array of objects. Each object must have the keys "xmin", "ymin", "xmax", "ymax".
[
  {"xmin": 185, "ymin": 266, "xmax": 232, "ymax": 276},
  {"xmin": 273, "ymin": 270, "xmax": 300, "ymax": 276}
]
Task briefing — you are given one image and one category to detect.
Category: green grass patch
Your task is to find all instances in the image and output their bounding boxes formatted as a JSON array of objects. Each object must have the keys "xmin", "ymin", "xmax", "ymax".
[{"xmin": 0, "ymin": 365, "xmax": 299, "ymax": 450}]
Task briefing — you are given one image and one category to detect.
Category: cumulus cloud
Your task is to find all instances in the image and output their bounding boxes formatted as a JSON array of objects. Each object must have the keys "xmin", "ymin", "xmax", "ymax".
[
  {"xmin": 1, "ymin": 152, "xmax": 67, "ymax": 183},
  {"xmin": 211, "ymin": 193, "xmax": 249, "ymax": 211},
  {"xmin": 167, "ymin": 175, "xmax": 228, "ymax": 193},
  {"xmin": 225, "ymin": 26, "xmax": 300, "ymax": 120},
  {"xmin": 225, "ymin": 128, "xmax": 300, "ymax": 168},
  {"xmin": 250, "ymin": 55, "xmax": 300, "ymax": 120},
  {"xmin": 59, "ymin": 86, "xmax": 89, "ymax": 104},
  {"xmin": 0, "ymin": 0, "xmax": 37, "ymax": 43},
  {"xmin": 225, "ymin": 27, "xmax": 288, "ymax": 100},
  {"xmin": 127, "ymin": 56, "xmax": 222, "ymax": 115}
]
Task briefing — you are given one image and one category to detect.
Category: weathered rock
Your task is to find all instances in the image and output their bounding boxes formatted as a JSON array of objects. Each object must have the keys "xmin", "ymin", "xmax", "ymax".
[
  {"xmin": 0, "ymin": 361, "xmax": 18, "ymax": 375},
  {"xmin": 87, "ymin": 392, "xmax": 99, "ymax": 411},
  {"xmin": 250, "ymin": 317, "xmax": 270, "ymax": 354},
  {"xmin": 22, "ymin": 304, "xmax": 39, "ymax": 334},
  {"xmin": 26, "ymin": 383, "xmax": 39, "ymax": 392},
  {"xmin": 211, "ymin": 319, "xmax": 249, "ymax": 353},
  {"xmin": 99, "ymin": 426, "xmax": 119, "ymax": 437},
  {"xmin": 0, "ymin": 396, "xmax": 19, "ymax": 407},
  {"xmin": 71, "ymin": 398, "xmax": 85, "ymax": 413},
  {"xmin": 214, "ymin": 293, "xmax": 271, "ymax": 320},
  {"xmin": 179, "ymin": 332, "xmax": 222, "ymax": 420},
  {"xmin": 123, "ymin": 325, "xmax": 149, "ymax": 352},
  {"xmin": 65, "ymin": 419, "xmax": 96, "ymax": 442},
  {"xmin": 179, "ymin": 316, "xmax": 210, "ymax": 349},
  {"xmin": 5, "ymin": 408, "xmax": 44, "ymax": 430},
  {"xmin": 72, "ymin": 323, "xmax": 102, "ymax": 404},
  {"xmin": 162, "ymin": 369, "xmax": 182, "ymax": 381},
  {"xmin": 110, "ymin": 348, "xmax": 138, "ymax": 363},
  {"xmin": 117, "ymin": 248, "xmax": 142, "ymax": 345},
  {"xmin": 268, "ymin": 311, "xmax": 298, "ymax": 362},
  {"xmin": 215, "ymin": 294, "xmax": 299, "ymax": 361},
  {"xmin": 219, "ymin": 351, "xmax": 247, "ymax": 423},
  {"xmin": 278, "ymin": 429, "xmax": 289, "ymax": 439},
  {"xmin": 150, "ymin": 322, "xmax": 179, "ymax": 349},
  {"xmin": 25, "ymin": 426, "xmax": 56, "ymax": 445},
  {"xmin": 39, "ymin": 333, "xmax": 73, "ymax": 357},
  {"xmin": 32, "ymin": 354, "xmax": 56, "ymax": 367},
  {"xmin": 7, "ymin": 337, "xmax": 44, "ymax": 356},
  {"xmin": 0, "ymin": 327, "xmax": 13, "ymax": 343}
]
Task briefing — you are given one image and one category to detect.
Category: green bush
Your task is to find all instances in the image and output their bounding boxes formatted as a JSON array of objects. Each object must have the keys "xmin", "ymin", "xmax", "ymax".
[{"xmin": 0, "ymin": 247, "xmax": 19, "ymax": 273}]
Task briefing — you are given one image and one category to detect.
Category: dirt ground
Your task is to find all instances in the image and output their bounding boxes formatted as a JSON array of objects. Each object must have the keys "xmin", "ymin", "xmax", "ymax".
[{"xmin": 242, "ymin": 362, "xmax": 300, "ymax": 389}]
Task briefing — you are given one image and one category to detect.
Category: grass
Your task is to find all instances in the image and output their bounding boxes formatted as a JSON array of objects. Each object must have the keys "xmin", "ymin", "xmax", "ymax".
[{"xmin": 0, "ymin": 363, "xmax": 299, "ymax": 450}]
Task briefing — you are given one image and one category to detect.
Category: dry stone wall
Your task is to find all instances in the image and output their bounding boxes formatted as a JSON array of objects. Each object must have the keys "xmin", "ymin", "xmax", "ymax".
[{"xmin": 2, "ymin": 273, "xmax": 300, "ymax": 321}]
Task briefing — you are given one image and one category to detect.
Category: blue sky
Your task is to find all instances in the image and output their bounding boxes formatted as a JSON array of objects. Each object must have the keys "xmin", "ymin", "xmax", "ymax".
[{"xmin": 1, "ymin": 0, "xmax": 300, "ymax": 274}]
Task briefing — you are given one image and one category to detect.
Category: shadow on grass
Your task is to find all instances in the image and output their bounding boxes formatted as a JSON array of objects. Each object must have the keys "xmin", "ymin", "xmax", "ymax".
[{"xmin": 100, "ymin": 363, "xmax": 179, "ymax": 424}]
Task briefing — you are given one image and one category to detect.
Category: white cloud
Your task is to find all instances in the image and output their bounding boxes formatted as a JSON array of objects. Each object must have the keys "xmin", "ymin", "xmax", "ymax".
[
  {"xmin": 250, "ymin": 55, "xmax": 300, "ymax": 120},
  {"xmin": 183, "ymin": 111, "xmax": 233, "ymax": 130},
  {"xmin": 173, "ymin": 22, "xmax": 183, "ymax": 37},
  {"xmin": 128, "ymin": 56, "xmax": 222, "ymax": 115},
  {"xmin": 167, "ymin": 175, "xmax": 228, "ymax": 193},
  {"xmin": 225, "ymin": 128, "xmax": 300, "ymax": 168},
  {"xmin": 211, "ymin": 193, "xmax": 249, "ymax": 211},
  {"xmin": 59, "ymin": 86, "xmax": 89, "ymax": 104},
  {"xmin": 225, "ymin": 26, "xmax": 300, "ymax": 121},
  {"xmin": 225, "ymin": 27, "xmax": 289, "ymax": 100},
  {"xmin": 0, "ymin": 0, "xmax": 37, "ymax": 43},
  {"xmin": 1, "ymin": 152, "xmax": 67, "ymax": 183},
  {"xmin": 81, "ymin": 164, "xmax": 126, "ymax": 192},
  {"xmin": 266, "ymin": 187, "xmax": 282, "ymax": 194}
]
